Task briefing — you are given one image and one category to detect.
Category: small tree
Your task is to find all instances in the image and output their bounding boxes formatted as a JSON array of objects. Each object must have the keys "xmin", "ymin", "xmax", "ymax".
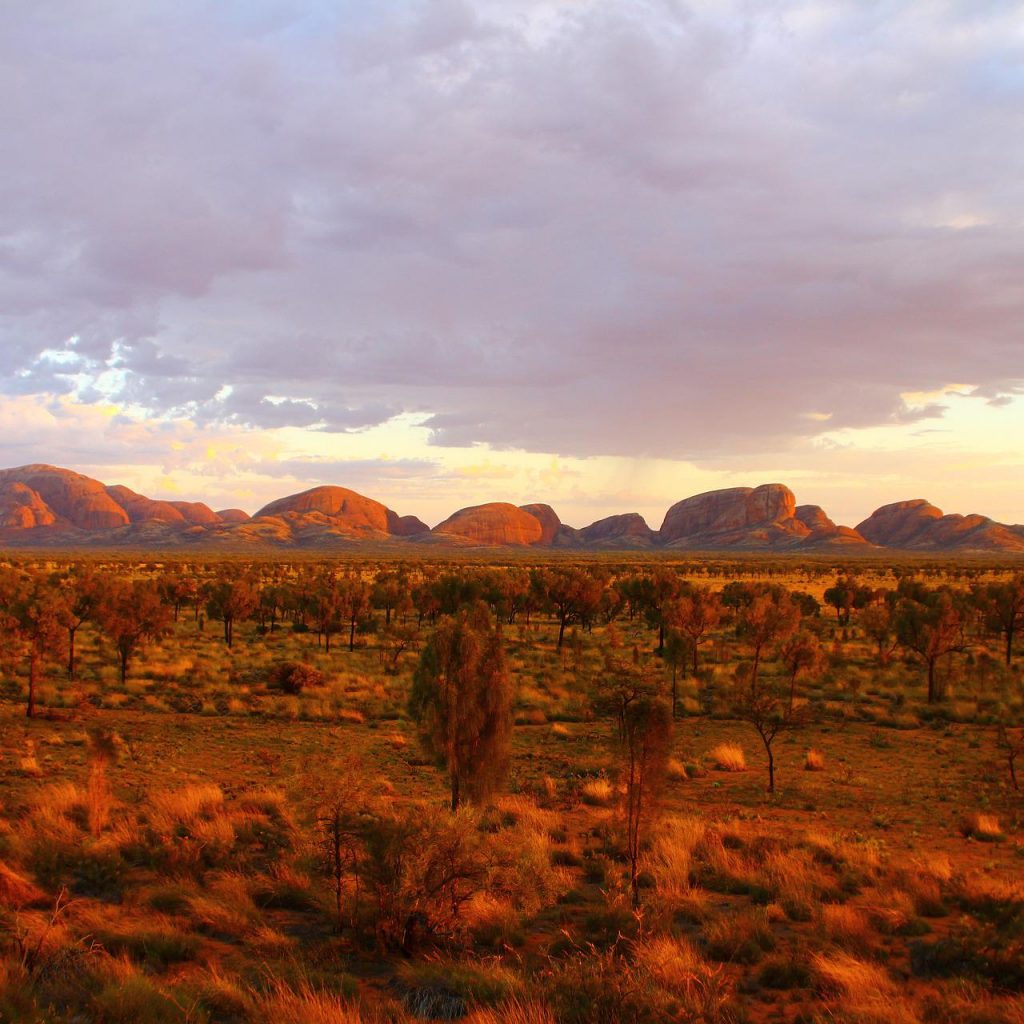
[
  {"xmin": 973, "ymin": 576, "xmax": 1024, "ymax": 667},
  {"xmin": 736, "ymin": 590, "xmax": 800, "ymax": 690},
  {"xmin": 205, "ymin": 576, "xmax": 258, "ymax": 648},
  {"xmin": 96, "ymin": 580, "xmax": 172, "ymax": 685},
  {"xmin": 619, "ymin": 696, "xmax": 673, "ymax": 908},
  {"xmin": 409, "ymin": 610, "xmax": 513, "ymax": 810},
  {"xmin": 731, "ymin": 664, "xmax": 809, "ymax": 794},
  {"xmin": 896, "ymin": 591, "xmax": 968, "ymax": 703},
  {"xmin": 1, "ymin": 571, "xmax": 67, "ymax": 718},
  {"xmin": 777, "ymin": 631, "xmax": 823, "ymax": 712}
]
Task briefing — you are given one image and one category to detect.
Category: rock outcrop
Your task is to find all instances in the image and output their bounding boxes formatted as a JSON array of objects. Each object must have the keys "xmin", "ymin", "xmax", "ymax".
[
  {"xmin": 659, "ymin": 484, "xmax": 808, "ymax": 548},
  {"xmin": 431, "ymin": 503, "xmax": 546, "ymax": 546},
  {"xmin": 215, "ymin": 508, "xmax": 252, "ymax": 524},
  {"xmin": 0, "ymin": 481, "xmax": 58, "ymax": 529},
  {"xmin": 0, "ymin": 463, "xmax": 1020, "ymax": 552},
  {"xmin": 0, "ymin": 465, "xmax": 130, "ymax": 531},
  {"xmin": 795, "ymin": 505, "xmax": 868, "ymax": 547},
  {"xmin": 579, "ymin": 513, "xmax": 655, "ymax": 548},
  {"xmin": 252, "ymin": 486, "xmax": 427, "ymax": 543},
  {"xmin": 857, "ymin": 500, "xmax": 1024, "ymax": 552}
]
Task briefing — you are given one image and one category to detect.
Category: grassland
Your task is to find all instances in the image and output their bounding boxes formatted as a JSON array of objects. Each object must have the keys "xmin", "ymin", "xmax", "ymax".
[{"xmin": 1, "ymin": 555, "xmax": 1022, "ymax": 1024}]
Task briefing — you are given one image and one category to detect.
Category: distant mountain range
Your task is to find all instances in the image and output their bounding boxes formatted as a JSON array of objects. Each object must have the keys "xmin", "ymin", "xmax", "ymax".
[{"xmin": 0, "ymin": 464, "xmax": 1022, "ymax": 553}]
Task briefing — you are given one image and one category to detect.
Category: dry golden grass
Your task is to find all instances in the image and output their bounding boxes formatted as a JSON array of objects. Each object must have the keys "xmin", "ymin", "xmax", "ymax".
[
  {"xmin": 580, "ymin": 778, "xmax": 614, "ymax": 806},
  {"xmin": 666, "ymin": 757, "xmax": 688, "ymax": 781},
  {"xmin": 959, "ymin": 811, "xmax": 1004, "ymax": 841},
  {"xmin": 708, "ymin": 742, "xmax": 746, "ymax": 772},
  {"xmin": 550, "ymin": 723, "xmax": 571, "ymax": 739},
  {"xmin": 149, "ymin": 783, "xmax": 225, "ymax": 827},
  {"xmin": 812, "ymin": 951, "xmax": 918, "ymax": 1023},
  {"xmin": 821, "ymin": 904, "xmax": 874, "ymax": 952},
  {"xmin": 250, "ymin": 981, "xmax": 369, "ymax": 1024},
  {"xmin": 644, "ymin": 816, "xmax": 705, "ymax": 899},
  {"xmin": 633, "ymin": 934, "xmax": 705, "ymax": 992},
  {"xmin": 0, "ymin": 860, "xmax": 44, "ymax": 906},
  {"xmin": 465, "ymin": 998, "xmax": 556, "ymax": 1024},
  {"xmin": 804, "ymin": 747, "xmax": 826, "ymax": 771}
]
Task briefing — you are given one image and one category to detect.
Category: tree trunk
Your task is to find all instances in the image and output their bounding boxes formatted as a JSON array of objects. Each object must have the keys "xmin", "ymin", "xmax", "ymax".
[
  {"xmin": 26, "ymin": 650, "xmax": 38, "ymax": 718},
  {"xmin": 557, "ymin": 613, "xmax": 567, "ymax": 650},
  {"xmin": 67, "ymin": 627, "xmax": 77, "ymax": 680},
  {"xmin": 1007, "ymin": 626, "xmax": 1014, "ymax": 668},
  {"xmin": 927, "ymin": 657, "xmax": 937, "ymax": 703},
  {"xmin": 450, "ymin": 774, "xmax": 460, "ymax": 812},
  {"xmin": 349, "ymin": 616, "xmax": 357, "ymax": 652}
]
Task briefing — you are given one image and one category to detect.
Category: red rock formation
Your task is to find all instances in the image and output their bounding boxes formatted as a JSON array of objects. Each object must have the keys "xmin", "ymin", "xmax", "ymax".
[
  {"xmin": 255, "ymin": 486, "xmax": 393, "ymax": 535},
  {"xmin": 579, "ymin": 513, "xmax": 655, "ymax": 547},
  {"xmin": 386, "ymin": 510, "xmax": 430, "ymax": 537},
  {"xmin": 105, "ymin": 485, "xmax": 188, "ymax": 525},
  {"xmin": 856, "ymin": 500, "xmax": 944, "ymax": 547},
  {"xmin": 795, "ymin": 505, "xmax": 868, "ymax": 547},
  {"xmin": 858, "ymin": 500, "xmax": 1024, "ymax": 551},
  {"xmin": 215, "ymin": 508, "xmax": 252, "ymax": 524},
  {"xmin": 0, "ymin": 481, "xmax": 57, "ymax": 529},
  {"xmin": 431, "ymin": 503, "xmax": 545, "ymax": 546},
  {"xmin": 0, "ymin": 465, "xmax": 129, "ymax": 530},
  {"xmin": 170, "ymin": 501, "xmax": 222, "ymax": 526},
  {"xmin": 659, "ymin": 484, "xmax": 808, "ymax": 548},
  {"xmin": 520, "ymin": 504, "xmax": 562, "ymax": 545}
]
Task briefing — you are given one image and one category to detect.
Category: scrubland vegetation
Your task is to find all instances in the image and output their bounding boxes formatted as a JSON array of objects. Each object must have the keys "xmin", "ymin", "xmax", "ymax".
[{"xmin": 0, "ymin": 554, "xmax": 1022, "ymax": 1023}]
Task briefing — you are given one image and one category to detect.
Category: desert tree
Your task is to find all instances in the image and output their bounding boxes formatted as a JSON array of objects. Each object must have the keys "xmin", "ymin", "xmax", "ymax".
[
  {"xmin": 618, "ymin": 696, "xmax": 673, "ymax": 908},
  {"xmin": 408, "ymin": 608, "xmax": 513, "ymax": 810},
  {"xmin": 777, "ymin": 630, "xmax": 823, "ymax": 712},
  {"xmin": 205, "ymin": 575, "xmax": 258, "ymax": 648},
  {"xmin": 592, "ymin": 648, "xmax": 662, "ymax": 743},
  {"xmin": 537, "ymin": 567, "xmax": 608, "ymax": 649},
  {"xmin": 52, "ymin": 565, "xmax": 100, "ymax": 680},
  {"xmin": 639, "ymin": 569, "xmax": 684, "ymax": 653},
  {"xmin": 823, "ymin": 576, "xmax": 872, "ymax": 626},
  {"xmin": 337, "ymin": 574, "xmax": 373, "ymax": 652},
  {"xmin": 859, "ymin": 600, "xmax": 898, "ymax": 666},
  {"xmin": 666, "ymin": 586, "xmax": 723, "ymax": 677},
  {"xmin": 731, "ymin": 663, "xmax": 809, "ymax": 794},
  {"xmin": 972, "ymin": 576, "xmax": 1024, "ymax": 667},
  {"xmin": 895, "ymin": 589, "xmax": 969, "ymax": 703},
  {"xmin": 96, "ymin": 579, "xmax": 172, "ymax": 685},
  {"xmin": 735, "ymin": 589, "xmax": 801, "ymax": 691},
  {"xmin": 0, "ymin": 569, "xmax": 67, "ymax": 718}
]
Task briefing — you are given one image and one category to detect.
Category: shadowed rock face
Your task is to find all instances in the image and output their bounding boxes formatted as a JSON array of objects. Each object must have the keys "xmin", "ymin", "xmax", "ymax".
[
  {"xmin": 795, "ymin": 505, "xmax": 868, "ymax": 547},
  {"xmin": 520, "ymin": 503, "xmax": 562, "ymax": 545},
  {"xmin": 579, "ymin": 513, "xmax": 655, "ymax": 547},
  {"xmin": 386, "ymin": 511, "xmax": 431, "ymax": 537},
  {"xmin": 432, "ymin": 503, "xmax": 545, "ymax": 546},
  {"xmin": 857, "ymin": 500, "xmax": 1024, "ymax": 551}
]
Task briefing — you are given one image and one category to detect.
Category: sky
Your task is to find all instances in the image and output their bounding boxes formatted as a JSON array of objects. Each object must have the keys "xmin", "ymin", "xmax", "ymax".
[{"xmin": 1, "ymin": 0, "xmax": 1023, "ymax": 530}]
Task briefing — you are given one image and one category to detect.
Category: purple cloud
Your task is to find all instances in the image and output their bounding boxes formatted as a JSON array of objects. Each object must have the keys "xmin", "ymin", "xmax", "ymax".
[{"xmin": 1, "ymin": 0, "xmax": 1022, "ymax": 459}]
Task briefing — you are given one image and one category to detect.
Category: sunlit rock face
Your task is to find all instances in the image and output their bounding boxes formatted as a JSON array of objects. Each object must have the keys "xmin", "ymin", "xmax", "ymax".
[{"xmin": 431, "ymin": 503, "xmax": 546, "ymax": 546}]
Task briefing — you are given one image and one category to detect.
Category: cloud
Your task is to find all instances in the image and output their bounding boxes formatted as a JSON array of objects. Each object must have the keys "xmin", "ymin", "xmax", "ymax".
[{"xmin": 1, "ymin": 0, "xmax": 1023, "ymax": 463}]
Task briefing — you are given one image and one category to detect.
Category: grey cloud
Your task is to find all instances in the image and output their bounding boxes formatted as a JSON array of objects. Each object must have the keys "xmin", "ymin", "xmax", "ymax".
[{"xmin": 1, "ymin": 0, "xmax": 1023, "ymax": 456}]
